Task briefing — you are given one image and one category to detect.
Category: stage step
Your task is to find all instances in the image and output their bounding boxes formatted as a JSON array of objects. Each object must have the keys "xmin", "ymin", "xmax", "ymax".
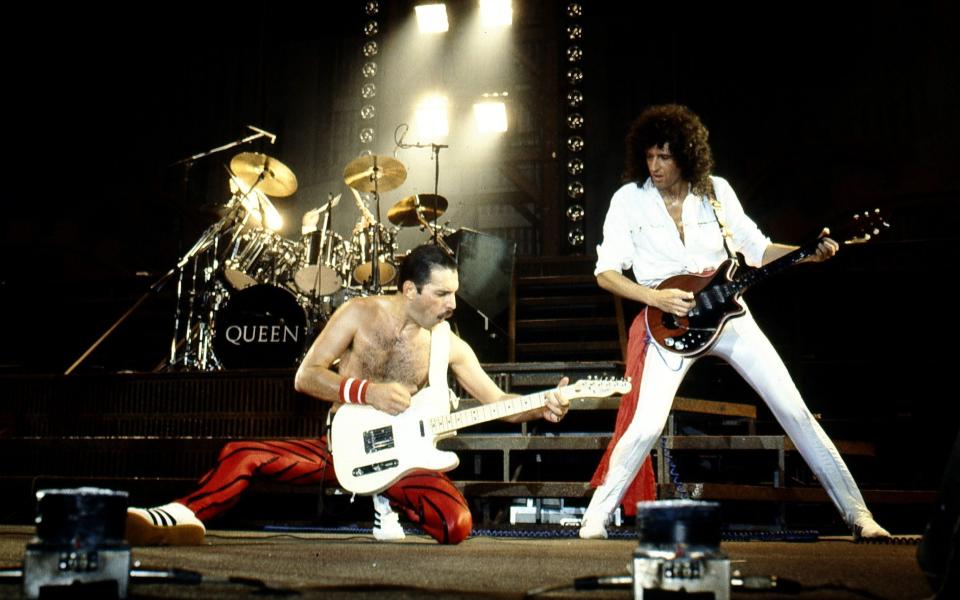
[{"xmin": 510, "ymin": 256, "xmax": 625, "ymax": 362}]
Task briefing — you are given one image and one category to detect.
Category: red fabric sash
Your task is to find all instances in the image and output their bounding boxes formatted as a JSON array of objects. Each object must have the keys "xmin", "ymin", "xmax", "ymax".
[{"xmin": 589, "ymin": 310, "xmax": 656, "ymax": 516}]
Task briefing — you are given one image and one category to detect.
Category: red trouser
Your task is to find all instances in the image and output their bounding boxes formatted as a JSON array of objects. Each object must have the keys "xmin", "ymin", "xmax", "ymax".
[{"xmin": 176, "ymin": 437, "xmax": 472, "ymax": 544}]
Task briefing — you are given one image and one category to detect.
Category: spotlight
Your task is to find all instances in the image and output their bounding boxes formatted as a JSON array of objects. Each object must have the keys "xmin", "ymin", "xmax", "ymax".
[
  {"xmin": 566, "ymin": 45, "xmax": 583, "ymax": 62},
  {"xmin": 361, "ymin": 82, "xmax": 377, "ymax": 99},
  {"xmin": 566, "ymin": 135, "xmax": 584, "ymax": 152},
  {"xmin": 415, "ymin": 3, "xmax": 449, "ymax": 33},
  {"xmin": 566, "ymin": 67, "xmax": 584, "ymax": 85},
  {"xmin": 364, "ymin": 20, "xmax": 379, "ymax": 36},
  {"xmin": 567, "ymin": 181, "xmax": 585, "ymax": 199},
  {"xmin": 566, "ymin": 113, "xmax": 584, "ymax": 129},
  {"xmin": 567, "ymin": 157, "xmax": 584, "ymax": 175},
  {"xmin": 474, "ymin": 96, "xmax": 508, "ymax": 133},
  {"xmin": 567, "ymin": 3, "xmax": 583, "ymax": 18},
  {"xmin": 414, "ymin": 94, "xmax": 450, "ymax": 137},
  {"xmin": 566, "ymin": 204, "xmax": 585, "ymax": 222},
  {"xmin": 362, "ymin": 40, "xmax": 379, "ymax": 57},
  {"xmin": 566, "ymin": 89, "xmax": 584, "ymax": 108},
  {"xmin": 567, "ymin": 226, "xmax": 585, "ymax": 246},
  {"xmin": 567, "ymin": 24, "xmax": 582, "ymax": 40},
  {"xmin": 479, "ymin": 0, "xmax": 512, "ymax": 27},
  {"xmin": 361, "ymin": 104, "xmax": 376, "ymax": 120},
  {"xmin": 360, "ymin": 127, "xmax": 376, "ymax": 144},
  {"xmin": 365, "ymin": 1, "xmax": 380, "ymax": 16},
  {"xmin": 362, "ymin": 61, "xmax": 378, "ymax": 78}
]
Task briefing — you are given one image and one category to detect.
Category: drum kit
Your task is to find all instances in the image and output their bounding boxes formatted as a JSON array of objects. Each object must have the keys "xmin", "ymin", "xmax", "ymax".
[{"xmin": 167, "ymin": 151, "xmax": 452, "ymax": 371}]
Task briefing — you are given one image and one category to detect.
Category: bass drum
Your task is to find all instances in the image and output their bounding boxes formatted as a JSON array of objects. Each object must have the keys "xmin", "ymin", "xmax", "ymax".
[{"xmin": 213, "ymin": 285, "xmax": 308, "ymax": 369}]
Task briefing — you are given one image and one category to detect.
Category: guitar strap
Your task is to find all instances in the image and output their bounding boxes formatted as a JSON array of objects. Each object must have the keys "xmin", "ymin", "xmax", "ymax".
[
  {"xmin": 429, "ymin": 320, "xmax": 458, "ymax": 409},
  {"xmin": 705, "ymin": 182, "xmax": 737, "ymax": 260}
]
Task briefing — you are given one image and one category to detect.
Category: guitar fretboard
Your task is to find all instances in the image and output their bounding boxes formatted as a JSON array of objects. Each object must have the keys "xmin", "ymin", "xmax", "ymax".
[{"xmin": 427, "ymin": 390, "xmax": 553, "ymax": 435}]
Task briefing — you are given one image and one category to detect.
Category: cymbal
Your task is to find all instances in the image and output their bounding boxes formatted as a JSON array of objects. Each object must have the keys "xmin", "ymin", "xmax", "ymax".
[
  {"xmin": 230, "ymin": 152, "xmax": 298, "ymax": 197},
  {"xmin": 387, "ymin": 194, "xmax": 448, "ymax": 227},
  {"xmin": 343, "ymin": 155, "xmax": 407, "ymax": 193}
]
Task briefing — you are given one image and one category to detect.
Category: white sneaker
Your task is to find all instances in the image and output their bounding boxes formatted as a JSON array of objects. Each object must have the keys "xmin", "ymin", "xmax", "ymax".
[
  {"xmin": 126, "ymin": 502, "xmax": 205, "ymax": 546},
  {"xmin": 853, "ymin": 515, "xmax": 891, "ymax": 541},
  {"xmin": 372, "ymin": 494, "xmax": 405, "ymax": 541},
  {"xmin": 578, "ymin": 517, "xmax": 609, "ymax": 540}
]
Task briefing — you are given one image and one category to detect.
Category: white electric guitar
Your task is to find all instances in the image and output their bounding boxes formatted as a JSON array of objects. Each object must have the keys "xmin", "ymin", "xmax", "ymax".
[{"xmin": 330, "ymin": 378, "xmax": 631, "ymax": 494}]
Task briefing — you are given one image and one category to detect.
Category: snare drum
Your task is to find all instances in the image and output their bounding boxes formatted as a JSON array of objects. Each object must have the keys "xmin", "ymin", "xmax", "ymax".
[
  {"xmin": 294, "ymin": 231, "xmax": 347, "ymax": 297},
  {"xmin": 213, "ymin": 284, "xmax": 308, "ymax": 368}
]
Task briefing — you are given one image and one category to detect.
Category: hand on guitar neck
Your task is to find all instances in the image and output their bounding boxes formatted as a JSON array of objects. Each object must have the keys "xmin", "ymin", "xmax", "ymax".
[{"xmin": 647, "ymin": 209, "xmax": 888, "ymax": 357}]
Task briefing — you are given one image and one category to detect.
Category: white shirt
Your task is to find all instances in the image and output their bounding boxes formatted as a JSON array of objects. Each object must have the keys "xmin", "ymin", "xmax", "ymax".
[{"xmin": 595, "ymin": 176, "xmax": 770, "ymax": 288}]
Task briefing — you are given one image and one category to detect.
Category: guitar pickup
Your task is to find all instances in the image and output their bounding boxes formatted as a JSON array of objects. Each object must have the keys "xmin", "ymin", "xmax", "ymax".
[
  {"xmin": 352, "ymin": 459, "xmax": 399, "ymax": 477},
  {"xmin": 363, "ymin": 426, "xmax": 396, "ymax": 454}
]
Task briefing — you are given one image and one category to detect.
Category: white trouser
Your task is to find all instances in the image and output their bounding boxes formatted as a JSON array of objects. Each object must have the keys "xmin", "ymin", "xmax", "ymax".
[{"xmin": 584, "ymin": 309, "xmax": 870, "ymax": 527}]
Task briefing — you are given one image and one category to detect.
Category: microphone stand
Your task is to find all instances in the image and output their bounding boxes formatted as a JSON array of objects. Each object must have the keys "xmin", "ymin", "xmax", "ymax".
[
  {"xmin": 429, "ymin": 143, "xmax": 446, "ymax": 245},
  {"xmin": 65, "ymin": 130, "xmax": 273, "ymax": 375},
  {"xmin": 369, "ymin": 157, "xmax": 382, "ymax": 295}
]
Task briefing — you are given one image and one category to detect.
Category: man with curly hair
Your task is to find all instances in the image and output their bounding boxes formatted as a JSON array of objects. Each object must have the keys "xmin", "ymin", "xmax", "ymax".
[{"xmin": 580, "ymin": 104, "xmax": 890, "ymax": 541}]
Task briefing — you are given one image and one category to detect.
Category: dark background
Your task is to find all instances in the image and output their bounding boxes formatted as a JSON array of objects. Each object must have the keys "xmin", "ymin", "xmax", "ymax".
[{"xmin": 2, "ymin": 1, "xmax": 957, "ymax": 486}]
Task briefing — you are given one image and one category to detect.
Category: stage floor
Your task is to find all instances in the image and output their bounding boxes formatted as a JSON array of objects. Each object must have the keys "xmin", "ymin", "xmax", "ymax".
[{"xmin": 0, "ymin": 525, "xmax": 933, "ymax": 599}]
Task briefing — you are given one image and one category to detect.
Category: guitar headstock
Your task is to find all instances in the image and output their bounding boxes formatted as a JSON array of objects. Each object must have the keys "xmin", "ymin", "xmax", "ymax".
[
  {"xmin": 564, "ymin": 377, "xmax": 632, "ymax": 399},
  {"xmin": 838, "ymin": 208, "xmax": 890, "ymax": 245}
]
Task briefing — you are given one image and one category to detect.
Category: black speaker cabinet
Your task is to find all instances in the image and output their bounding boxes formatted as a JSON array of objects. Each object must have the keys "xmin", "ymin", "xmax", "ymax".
[{"xmin": 445, "ymin": 229, "xmax": 516, "ymax": 362}]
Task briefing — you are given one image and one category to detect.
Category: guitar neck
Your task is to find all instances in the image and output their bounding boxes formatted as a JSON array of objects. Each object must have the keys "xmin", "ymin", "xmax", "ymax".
[
  {"xmin": 730, "ymin": 241, "xmax": 817, "ymax": 295},
  {"xmin": 428, "ymin": 389, "xmax": 553, "ymax": 435}
]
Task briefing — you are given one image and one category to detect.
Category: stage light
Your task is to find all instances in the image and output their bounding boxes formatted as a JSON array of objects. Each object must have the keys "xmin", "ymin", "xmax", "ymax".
[
  {"xmin": 567, "ymin": 3, "xmax": 583, "ymax": 18},
  {"xmin": 567, "ymin": 113, "xmax": 584, "ymax": 129},
  {"xmin": 566, "ymin": 67, "xmax": 584, "ymax": 85},
  {"xmin": 474, "ymin": 96, "xmax": 508, "ymax": 133},
  {"xmin": 567, "ymin": 158, "xmax": 584, "ymax": 175},
  {"xmin": 361, "ymin": 105, "xmax": 376, "ymax": 120},
  {"xmin": 567, "ymin": 24, "xmax": 582, "ymax": 40},
  {"xmin": 567, "ymin": 89, "xmax": 584, "ymax": 107},
  {"xmin": 415, "ymin": 4, "xmax": 449, "ymax": 33},
  {"xmin": 362, "ymin": 62, "xmax": 378, "ymax": 78},
  {"xmin": 361, "ymin": 83, "xmax": 376, "ymax": 99},
  {"xmin": 364, "ymin": 20, "xmax": 379, "ymax": 36},
  {"xmin": 365, "ymin": 1, "xmax": 380, "ymax": 15},
  {"xmin": 567, "ymin": 181, "xmax": 585, "ymax": 199},
  {"xmin": 566, "ymin": 45, "xmax": 583, "ymax": 62},
  {"xmin": 414, "ymin": 94, "xmax": 450, "ymax": 138},
  {"xmin": 362, "ymin": 40, "xmax": 379, "ymax": 57},
  {"xmin": 566, "ymin": 204, "xmax": 585, "ymax": 221},
  {"xmin": 360, "ymin": 127, "xmax": 376, "ymax": 144},
  {"xmin": 566, "ymin": 135, "xmax": 584, "ymax": 152},
  {"xmin": 479, "ymin": 0, "xmax": 512, "ymax": 27},
  {"xmin": 567, "ymin": 226, "xmax": 585, "ymax": 246}
]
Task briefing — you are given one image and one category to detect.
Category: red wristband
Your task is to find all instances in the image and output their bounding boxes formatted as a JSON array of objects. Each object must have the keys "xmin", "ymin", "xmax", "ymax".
[{"xmin": 339, "ymin": 378, "xmax": 368, "ymax": 404}]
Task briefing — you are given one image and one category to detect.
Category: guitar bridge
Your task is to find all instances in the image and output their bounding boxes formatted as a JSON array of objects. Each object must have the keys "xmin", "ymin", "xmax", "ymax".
[{"xmin": 363, "ymin": 426, "xmax": 395, "ymax": 454}]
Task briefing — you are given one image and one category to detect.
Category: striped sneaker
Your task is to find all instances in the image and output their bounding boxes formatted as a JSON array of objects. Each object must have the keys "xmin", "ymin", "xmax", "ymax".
[
  {"xmin": 126, "ymin": 502, "xmax": 205, "ymax": 546},
  {"xmin": 372, "ymin": 494, "xmax": 405, "ymax": 541}
]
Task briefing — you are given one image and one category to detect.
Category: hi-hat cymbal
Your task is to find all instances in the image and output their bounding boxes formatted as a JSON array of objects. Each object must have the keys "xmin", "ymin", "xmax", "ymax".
[
  {"xmin": 387, "ymin": 194, "xmax": 448, "ymax": 227},
  {"xmin": 343, "ymin": 155, "xmax": 407, "ymax": 193},
  {"xmin": 230, "ymin": 152, "xmax": 298, "ymax": 197}
]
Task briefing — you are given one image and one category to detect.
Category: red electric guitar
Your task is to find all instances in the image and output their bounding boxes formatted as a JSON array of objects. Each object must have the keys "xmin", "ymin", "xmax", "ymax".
[{"xmin": 646, "ymin": 209, "xmax": 889, "ymax": 357}]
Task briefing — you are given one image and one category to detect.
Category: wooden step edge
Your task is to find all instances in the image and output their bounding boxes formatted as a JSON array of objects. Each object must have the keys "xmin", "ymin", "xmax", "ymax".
[{"xmin": 516, "ymin": 317, "xmax": 619, "ymax": 330}]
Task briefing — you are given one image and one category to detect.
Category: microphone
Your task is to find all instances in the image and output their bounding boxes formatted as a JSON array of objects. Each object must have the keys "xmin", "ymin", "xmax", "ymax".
[{"xmin": 247, "ymin": 125, "xmax": 276, "ymax": 144}]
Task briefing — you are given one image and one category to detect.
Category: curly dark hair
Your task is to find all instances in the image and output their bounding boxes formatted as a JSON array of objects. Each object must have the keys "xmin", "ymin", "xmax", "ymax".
[{"xmin": 623, "ymin": 104, "xmax": 715, "ymax": 196}]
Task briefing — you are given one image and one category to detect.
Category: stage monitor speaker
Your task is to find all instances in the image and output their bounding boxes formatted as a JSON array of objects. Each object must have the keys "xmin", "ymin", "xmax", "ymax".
[
  {"xmin": 917, "ymin": 425, "xmax": 960, "ymax": 599},
  {"xmin": 445, "ymin": 229, "xmax": 516, "ymax": 362}
]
